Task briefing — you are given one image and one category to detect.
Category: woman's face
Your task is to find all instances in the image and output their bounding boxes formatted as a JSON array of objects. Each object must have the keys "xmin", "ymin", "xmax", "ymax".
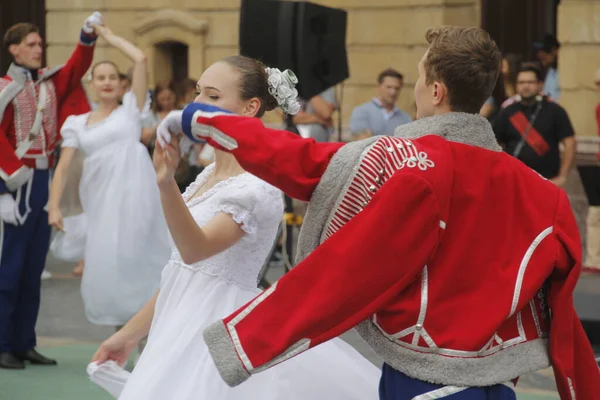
[
  {"xmin": 92, "ymin": 63, "xmax": 120, "ymax": 103},
  {"xmin": 194, "ymin": 62, "xmax": 252, "ymax": 116},
  {"xmin": 157, "ymin": 88, "xmax": 177, "ymax": 112}
]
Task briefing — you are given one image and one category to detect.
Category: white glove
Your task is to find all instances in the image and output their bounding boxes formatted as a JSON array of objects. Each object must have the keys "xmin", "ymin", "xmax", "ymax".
[
  {"xmin": 82, "ymin": 12, "xmax": 103, "ymax": 34},
  {"xmin": 156, "ymin": 110, "xmax": 183, "ymax": 149},
  {"xmin": 0, "ymin": 194, "xmax": 18, "ymax": 226}
]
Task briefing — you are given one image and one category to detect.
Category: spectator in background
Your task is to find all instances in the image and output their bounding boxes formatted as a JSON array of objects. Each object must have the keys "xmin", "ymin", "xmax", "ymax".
[
  {"xmin": 293, "ymin": 88, "xmax": 336, "ymax": 142},
  {"xmin": 119, "ymin": 72, "xmax": 131, "ymax": 94},
  {"xmin": 143, "ymin": 80, "xmax": 180, "ymax": 150},
  {"xmin": 534, "ymin": 33, "xmax": 561, "ymax": 102},
  {"xmin": 481, "ymin": 53, "xmax": 522, "ymax": 119},
  {"xmin": 350, "ymin": 68, "xmax": 412, "ymax": 138},
  {"xmin": 179, "ymin": 77, "xmax": 197, "ymax": 107},
  {"xmin": 583, "ymin": 68, "xmax": 600, "ymax": 274},
  {"xmin": 493, "ymin": 63, "xmax": 575, "ymax": 186}
]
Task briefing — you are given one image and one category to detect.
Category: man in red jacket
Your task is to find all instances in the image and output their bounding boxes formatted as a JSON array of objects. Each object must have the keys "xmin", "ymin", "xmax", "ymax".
[
  {"xmin": 160, "ymin": 27, "xmax": 600, "ymax": 399},
  {"xmin": 0, "ymin": 13, "xmax": 101, "ymax": 369}
]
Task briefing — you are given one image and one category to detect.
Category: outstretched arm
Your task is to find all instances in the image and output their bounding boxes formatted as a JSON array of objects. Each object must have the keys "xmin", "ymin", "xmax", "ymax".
[
  {"xmin": 154, "ymin": 135, "xmax": 246, "ymax": 265},
  {"xmin": 178, "ymin": 103, "xmax": 345, "ymax": 201},
  {"xmin": 53, "ymin": 13, "xmax": 101, "ymax": 100},
  {"xmin": 203, "ymin": 171, "xmax": 442, "ymax": 387},
  {"xmin": 96, "ymin": 26, "xmax": 147, "ymax": 110}
]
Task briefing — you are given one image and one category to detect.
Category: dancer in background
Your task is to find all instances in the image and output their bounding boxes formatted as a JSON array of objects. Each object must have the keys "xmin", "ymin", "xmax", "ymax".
[
  {"xmin": 0, "ymin": 13, "xmax": 101, "ymax": 369},
  {"xmin": 48, "ymin": 25, "xmax": 170, "ymax": 334}
]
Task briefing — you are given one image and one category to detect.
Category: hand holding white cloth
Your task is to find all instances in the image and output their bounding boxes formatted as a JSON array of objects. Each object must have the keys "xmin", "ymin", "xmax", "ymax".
[
  {"xmin": 156, "ymin": 110, "xmax": 183, "ymax": 149},
  {"xmin": 0, "ymin": 194, "xmax": 18, "ymax": 226},
  {"xmin": 82, "ymin": 12, "xmax": 103, "ymax": 34},
  {"xmin": 49, "ymin": 214, "xmax": 87, "ymax": 262},
  {"xmin": 87, "ymin": 361, "xmax": 130, "ymax": 399}
]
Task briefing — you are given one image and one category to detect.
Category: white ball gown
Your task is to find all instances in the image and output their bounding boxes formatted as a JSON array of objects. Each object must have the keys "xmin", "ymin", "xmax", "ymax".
[
  {"xmin": 60, "ymin": 92, "xmax": 171, "ymax": 326},
  {"xmin": 115, "ymin": 165, "xmax": 381, "ymax": 399}
]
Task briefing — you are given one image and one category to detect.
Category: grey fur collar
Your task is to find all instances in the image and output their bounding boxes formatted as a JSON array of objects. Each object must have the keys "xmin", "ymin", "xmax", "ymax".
[
  {"xmin": 296, "ymin": 112, "xmax": 501, "ymax": 265},
  {"xmin": 7, "ymin": 63, "xmax": 63, "ymax": 84},
  {"xmin": 7, "ymin": 63, "xmax": 30, "ymax": 85},
  {"xmin": 393, "ymin": 112, "xmax": 501, "ymax": 152}
]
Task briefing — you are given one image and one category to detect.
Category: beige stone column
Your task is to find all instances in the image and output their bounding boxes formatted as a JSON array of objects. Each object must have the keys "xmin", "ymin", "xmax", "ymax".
[
  {"xmin": 558, "ymin": 0, "xmax": 600, "ymax": 138},
  {"xmin": 556, "ymin": 0, "xmax": 600, "ymax": 257}
]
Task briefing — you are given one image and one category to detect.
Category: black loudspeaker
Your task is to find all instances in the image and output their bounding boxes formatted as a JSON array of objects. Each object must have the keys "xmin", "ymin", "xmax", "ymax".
[{"xmin": 239, "ymin": 0, "xmax": 349, "ymax": 100}]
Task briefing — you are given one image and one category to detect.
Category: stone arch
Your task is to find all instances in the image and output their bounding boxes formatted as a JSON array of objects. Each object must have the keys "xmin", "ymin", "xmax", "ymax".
[{"xmin": 133, "ymin": 9, "xmax": 208, "ymax": 85}]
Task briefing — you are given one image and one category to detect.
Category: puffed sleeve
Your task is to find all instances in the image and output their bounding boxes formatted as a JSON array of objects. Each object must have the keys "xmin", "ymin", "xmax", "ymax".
[
  {"xmin": 121, "ymin": 91, "xmax": 147, "ymax": 118},
  {"xmin": 60, "ymin": 116, "xmax": 81, "ymax": 149},
  {"xmin": 215, "ymin": 177, "xmax": 261, "ymax": 237},
  {"xmin": 216, "ymin": 176, "xmax": 283, "ymax": 242}
]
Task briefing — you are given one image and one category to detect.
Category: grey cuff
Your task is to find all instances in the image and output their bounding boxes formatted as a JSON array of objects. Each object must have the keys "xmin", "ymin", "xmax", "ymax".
[{"xmin": 203, "ymin": 321, "xmax": 250, "ymax": 387}]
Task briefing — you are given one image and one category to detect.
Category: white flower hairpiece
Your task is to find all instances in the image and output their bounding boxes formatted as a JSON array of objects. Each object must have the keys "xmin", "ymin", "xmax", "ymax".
[{"xmin": 265, "ymin": 67, "xmax": 301, "ymax": 115}]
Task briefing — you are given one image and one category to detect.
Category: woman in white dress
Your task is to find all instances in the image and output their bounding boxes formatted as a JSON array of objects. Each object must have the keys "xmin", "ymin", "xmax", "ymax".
[
  {"xmin": 47, "ymin": 25, "xmax": 171, "ymax": 328},
  {"xmin": 90, "ymin": 55, "xmax": 380, "ymax": 399}
]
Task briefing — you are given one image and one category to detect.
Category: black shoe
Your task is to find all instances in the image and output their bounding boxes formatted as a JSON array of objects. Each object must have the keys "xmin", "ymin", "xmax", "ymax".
[
  {"xmin": 14, "ymin": 349, "xmax": 57, "ymax": 365},
  {"xmin": 0, "ymin": 352, "xmax": 25, "ymax": 369}
]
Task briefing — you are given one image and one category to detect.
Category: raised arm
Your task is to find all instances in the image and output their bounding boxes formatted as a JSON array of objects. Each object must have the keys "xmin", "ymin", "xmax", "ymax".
[
  {"xmin": 172, "ymin": 103, "xmax": 345, "ymax": 201},
  {"xmin": 96, "ymin": 26, "xmax": 147, "ymax": 110},
  {"xmin": 153, "ymin": 136, "xmax": 248, "ymax": 265},
  {"xmin": 52, "ymin": 13, "xmax": 102, "ymax": 100},
  {"xmin": 203, "ymin": 171, "xmax": 442, "ymax": 387}
]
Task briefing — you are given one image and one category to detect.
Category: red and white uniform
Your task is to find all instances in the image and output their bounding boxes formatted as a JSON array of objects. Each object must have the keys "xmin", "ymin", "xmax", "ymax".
[
  {"xmin": 0, "ymin": 41, "xmax": 94, "ymax": 192},
  {"xmin": 186, "ymin": 109, "xmax": 600, "ymax": 400}
]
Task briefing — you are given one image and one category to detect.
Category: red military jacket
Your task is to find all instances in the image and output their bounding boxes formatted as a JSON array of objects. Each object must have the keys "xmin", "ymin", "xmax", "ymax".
[
  {"xmin": 0, "ymin": 38, "xmax": 94, "ymax": 192},
  {"xmin": 183, "ymin": 108, "xmax": 600, "ymax": 400}
]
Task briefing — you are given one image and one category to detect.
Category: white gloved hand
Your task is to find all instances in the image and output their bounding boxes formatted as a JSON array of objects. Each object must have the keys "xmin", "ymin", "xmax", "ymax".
[
  {"xmin": 82, "ymin": 12, "xmax": 103, "ymax": 34},
  {"xmin": 156, "ymin": 110, "xmax": 183, "ymax": 149},
  {"xmin": 0, "ymin": 194, "xmax": 18, "ymax": 226}
]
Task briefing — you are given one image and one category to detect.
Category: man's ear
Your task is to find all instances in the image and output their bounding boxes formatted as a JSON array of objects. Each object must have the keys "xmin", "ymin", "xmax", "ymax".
[
  {"xmin": 8, "ymin": 44, "xmax": 19, "ymax": 58},
  {"xmin": 432, "ymin": 81, "xmax": 448, "ymax": 106}
]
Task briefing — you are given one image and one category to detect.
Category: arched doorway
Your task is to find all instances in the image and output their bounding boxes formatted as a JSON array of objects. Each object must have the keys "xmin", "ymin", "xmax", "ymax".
[
  {"xmin": 153, "ymin": 40, "xmax": 189, "ymax": 84},
  {"xmin": 133, "ymin": 9, "xmax": 208, "ymax": 86}
]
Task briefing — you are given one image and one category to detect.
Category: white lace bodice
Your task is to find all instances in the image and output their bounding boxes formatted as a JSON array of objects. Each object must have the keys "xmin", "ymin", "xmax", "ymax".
[{"xmin": 167, "ymin": 164, "xmax": 283, "ymax": 289}]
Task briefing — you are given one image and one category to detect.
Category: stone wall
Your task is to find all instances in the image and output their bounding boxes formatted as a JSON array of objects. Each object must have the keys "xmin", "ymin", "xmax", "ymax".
[
  {"xmin": 44, "ymin": 0, "xmax": 598, "ymax": 253},
  {"xmin": 45, "ymin": 0, "xmax": 480, "ymax": 125},
  {"xmin": 558, "ymin": 0, "xmax": 600, "ymax": 138},
  {"xmin": 558, "ymin": 0, "xmax": 600, "ymax": 251}
]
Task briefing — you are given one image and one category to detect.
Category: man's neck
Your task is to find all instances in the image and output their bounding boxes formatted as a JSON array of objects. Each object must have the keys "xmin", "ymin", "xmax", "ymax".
[
  {"xmin": 376, "ymin": 97, "xmax": 395, "ymax": 112},
  {"xmin": 520, "ymin": 96, "xmax": 539, "ymax": 106},
  {"xmin": 14, "ymin": 62, "xmax": 38, "ymax": 81}
]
